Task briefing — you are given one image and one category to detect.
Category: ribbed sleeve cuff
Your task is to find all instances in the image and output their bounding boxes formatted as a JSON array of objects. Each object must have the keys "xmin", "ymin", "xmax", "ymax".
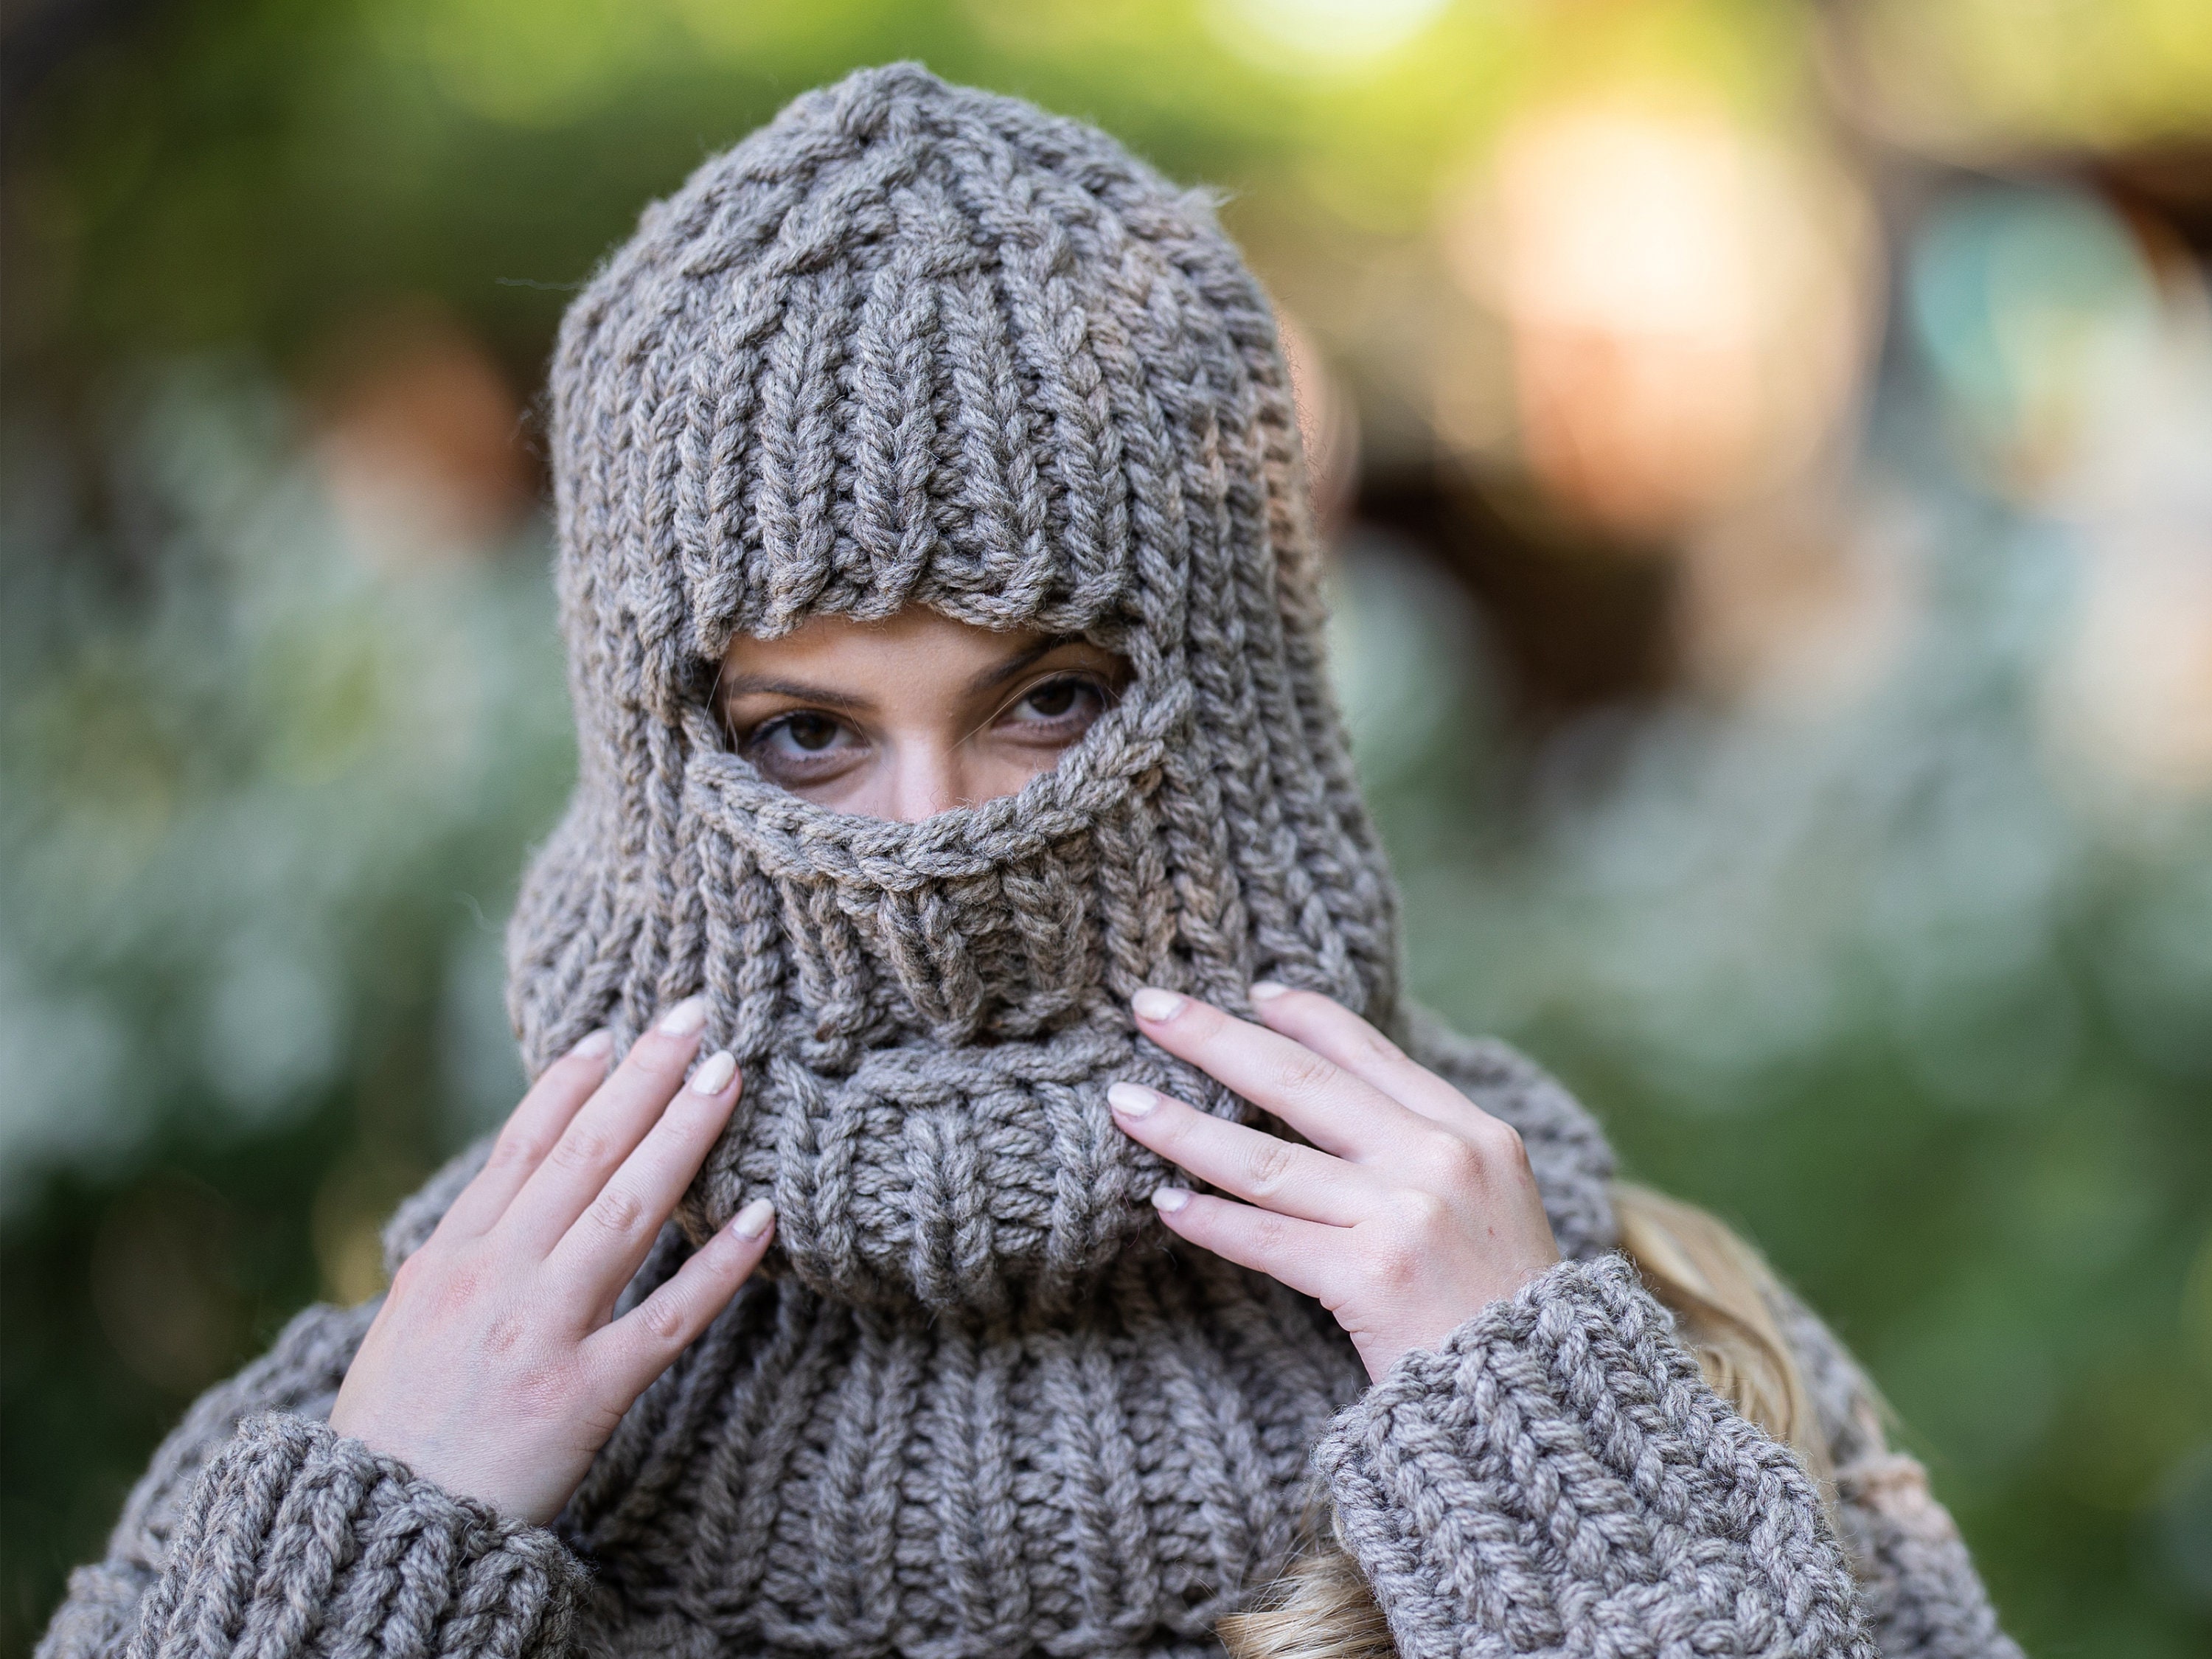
[
  {"xmin": 127, "ymin": 1413, "xmax": 585, "ymax": 1659},
  {"xmin": 1315, "ymin": 1253, "xmax": 1872, "ymax": 1659}
]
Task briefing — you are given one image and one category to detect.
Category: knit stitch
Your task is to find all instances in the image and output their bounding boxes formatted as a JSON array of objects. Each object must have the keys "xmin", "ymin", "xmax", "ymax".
[
  {"xmin": 40, "ymin": 64, "xmax": 2023, "ymax": 1659},
  {"xmin": 506, "ymin": 60, "xmax": 1407, "ymax": 1316}
]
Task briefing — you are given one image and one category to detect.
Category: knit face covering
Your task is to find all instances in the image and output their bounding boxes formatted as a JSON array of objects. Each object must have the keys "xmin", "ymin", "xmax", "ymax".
[{"xmin": 507, "ymin": 63, "xmax": 1404, "ymax": 1318}]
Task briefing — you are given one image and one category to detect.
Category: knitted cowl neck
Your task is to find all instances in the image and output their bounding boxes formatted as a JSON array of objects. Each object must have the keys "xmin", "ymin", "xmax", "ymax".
[{"xmin": 493, "ymin": 64, "xmax": 1618, "ymax": 1653}]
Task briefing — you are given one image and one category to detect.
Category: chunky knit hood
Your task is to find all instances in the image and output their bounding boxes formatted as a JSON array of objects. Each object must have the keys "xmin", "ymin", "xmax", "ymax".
[{"xmin": 502, "ymin": 62, "xmax": 1587, "ymax": 1317}]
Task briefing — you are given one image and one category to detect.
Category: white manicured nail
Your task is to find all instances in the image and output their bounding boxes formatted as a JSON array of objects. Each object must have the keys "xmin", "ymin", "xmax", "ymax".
[
  {"xmin": 731, "ymin": 1197, "xmax": 775, "ymax": 1239},
  {"xmin": 1107, "ymin": 1082, "xmax": 1156, "ymax": 1119},
  {"xmin": 1151, "ymin": 1186, "xmax": 1192, "ymax": 1214},
  {"xmin": 1248, "ymin": 980, "xmax": 1289, "ymax": 1001},
  {"xmin": 689, "ymin": 1050, "xmax": 737, "ymax": 1096},
  {"xmin": 1131, "ymin": 987, "xmax": 1185, "ymax": 1022},
  {"xmin": 570, "ymin": 1028, "xmax": 613, "ymax": 1057},
  {"xmin": 658, "ymin": 994, "xmax": 709, "ymax": 1035}
]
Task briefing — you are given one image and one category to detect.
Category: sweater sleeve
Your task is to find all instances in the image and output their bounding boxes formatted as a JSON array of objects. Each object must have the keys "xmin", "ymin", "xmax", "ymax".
[
  {"xmin": 35, "ymin": 1295, "xmax": 587, "ymax": 1659},
  {"xmin": 1314, "ymin": 1253, "xmax": 1877, "ymax": 1659}
]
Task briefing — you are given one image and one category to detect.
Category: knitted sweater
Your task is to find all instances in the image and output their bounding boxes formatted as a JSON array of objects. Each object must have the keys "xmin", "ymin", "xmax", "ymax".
[
  {"xmin": 39, "ymin": 63, "xmax": 2025, "ymax": 1659},
  {"xmin": 37, "ymin": 1031, "xmax": 2022, "ymax": 1659}
]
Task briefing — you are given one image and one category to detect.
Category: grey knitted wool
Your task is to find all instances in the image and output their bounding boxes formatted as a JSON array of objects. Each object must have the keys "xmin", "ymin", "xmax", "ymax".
[
  {"xmin": 38, "ymin": 64, "xmax": 2025, "ymax": 1659},
  {"xmin": 502, "ymin": 58, "xmax": 1422, "ymax": 1315}
]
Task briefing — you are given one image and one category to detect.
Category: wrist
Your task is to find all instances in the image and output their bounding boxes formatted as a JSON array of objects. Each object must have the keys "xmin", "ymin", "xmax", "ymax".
[
  {"xmin": 329, "ymin": 1381, "xmax": 571, "ymax": 1526},
  {"xmin": 1354, "ymin": 1240, "xmax": 1565, "ymax": 1381}
]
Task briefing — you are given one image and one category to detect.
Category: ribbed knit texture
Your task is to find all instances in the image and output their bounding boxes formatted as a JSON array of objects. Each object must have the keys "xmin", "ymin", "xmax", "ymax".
[
  {"xmin": 1318, "ymin": 1256, "xmax": 1871, "ymax": 1659},
  {"xmin": 504, "ymin": 60, "xmax": 1406, "ymax": 1315},
  {"xmin": 41, "ymin": 64, "xmax": 2023, "ymax": 1659}
]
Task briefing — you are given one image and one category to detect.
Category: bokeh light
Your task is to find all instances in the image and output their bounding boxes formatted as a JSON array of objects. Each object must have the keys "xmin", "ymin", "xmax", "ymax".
[{"xmin": 1443, "ymin": 97, "xmax": 1875, "ymax": 535}]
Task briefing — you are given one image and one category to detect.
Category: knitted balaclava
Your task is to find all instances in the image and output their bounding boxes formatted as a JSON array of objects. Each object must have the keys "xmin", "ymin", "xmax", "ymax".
[
  {"xmin": 507, "ymin": 62, "xmax": 1407, "ymax": 1316},
  {"xmin": 487, "ymin": 66, "xmax": 1615, "ymax": 1651}
]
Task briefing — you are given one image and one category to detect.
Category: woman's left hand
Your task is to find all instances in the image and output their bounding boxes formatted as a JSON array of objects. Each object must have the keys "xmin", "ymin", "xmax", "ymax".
[{"xmin": 1110, "ymin": 981, "xmax": 1562, "ymax": 1382}]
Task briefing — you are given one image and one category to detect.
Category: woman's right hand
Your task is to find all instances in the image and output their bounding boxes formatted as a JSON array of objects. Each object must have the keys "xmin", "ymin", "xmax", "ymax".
[{"xmin": 328, "ymin": 995, "xmax": 773, "ymax": 1526}]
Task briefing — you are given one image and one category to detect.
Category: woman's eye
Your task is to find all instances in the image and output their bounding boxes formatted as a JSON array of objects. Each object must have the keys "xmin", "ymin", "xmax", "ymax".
[
  {"xmin": 782, "ymin": 712, "xmax": 841, "ymax": 751},
  {"xmin": 1002, "ymin": 674, "xmax": 1109, "ymax": 735},
  {"xmin": 742, "ymin": 710, "xmax": 862, "ymax": 773},
  {"xmin": 1025, "ymin": 681, "xmax": 1081, "ymax": 718}
]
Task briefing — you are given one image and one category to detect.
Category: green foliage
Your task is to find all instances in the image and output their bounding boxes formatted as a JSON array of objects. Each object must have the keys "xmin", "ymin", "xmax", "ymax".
[{"xmin": 0, "ymin": 369, "xmax": 576, "ymax": 1652}]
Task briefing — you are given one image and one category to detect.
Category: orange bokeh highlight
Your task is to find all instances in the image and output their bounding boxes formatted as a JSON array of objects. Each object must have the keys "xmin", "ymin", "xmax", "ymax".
[{"xmin": 1446, "ymin": 101, "xmax": 1877, "ymax": 540}]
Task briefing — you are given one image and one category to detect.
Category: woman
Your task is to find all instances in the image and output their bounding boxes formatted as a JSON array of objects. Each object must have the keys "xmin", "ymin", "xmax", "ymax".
[{"xmin": 40, "ymin": 64, "xmax": 2022, "ymax": 1659}]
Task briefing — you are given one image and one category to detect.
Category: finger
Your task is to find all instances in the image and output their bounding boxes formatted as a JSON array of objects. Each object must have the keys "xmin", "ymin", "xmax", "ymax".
[
  {"xmin": 1245, "ymin": 982, "xmax": 1495, "ymax": 1136},
  {"xmin": 588, "ymin": 1200, "xmax": 775, "ymax": 1402},
  {"xmin": 1107, "ymin": 1081, "xmax": 1379, "ymax": 1225},
  {"xmin": 548, "ymin": 1048, "xmax": 743, "ymax": 1314},
  {"xmin": 499, "ymin": 995, "xmax": 712, "ymax": 1254},
  {"xmin": 1147, "ymin": 1186, "xmax": 1352, "ymax": 1305},
  {"xmin": 1129, "ymin": 987, "xmax": 1425, "ymax": 1161},
  {"xmin": 434, "ymin": 1029, "xmax": 614, "ymax": 1242}
]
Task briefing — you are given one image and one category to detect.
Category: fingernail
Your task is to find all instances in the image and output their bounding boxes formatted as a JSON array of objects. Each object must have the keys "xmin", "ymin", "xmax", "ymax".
[
  {"xmin": 1107, "ymin": 1081, "xmax": 1156, "ymax": 1119},
  {"xmin": 657, "ymin": 994, "xmax": 709, "ymax": 1036},
  {"xmin": 1248, "ymin": 980, "xmax": 1289, "ymax": 1001},
  {"xmin": 1151, "ymin": 1186, "xmax": 1192, "ymax": 1214},
  {"xmin": 689, "ymin": 1049, "xmax": 737, "ymax": 1096},
  {"xmin": 571, "ymin": 1028, "xmax": 613, "ymax": 1058},
  {"xmin": 731, "ymin": 1197, "xmax": 775, "ymax": 1240},
  {"xmin": 1131, "ymin": 987, "xmax": 1185, "ymax": 1022}
]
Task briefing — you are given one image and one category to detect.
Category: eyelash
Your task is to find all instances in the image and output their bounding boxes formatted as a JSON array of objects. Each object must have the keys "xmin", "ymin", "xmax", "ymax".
[
  {"xmin": 741, "ymin": 709, "xmax": 851, "ymax": 758},
  {"xmin": 998, "ymin": 671, "xmax": 1114, "ymax": 728},
  {"xmin": 734, "ymin": 672, "xmax": 1115, "ymax": 757}
]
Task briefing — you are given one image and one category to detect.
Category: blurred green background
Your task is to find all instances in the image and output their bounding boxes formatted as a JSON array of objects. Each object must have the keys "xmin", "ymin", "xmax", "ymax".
[{"xmin": 4, "ymin": 1, "xmax": 2210, "ymax": 1652}]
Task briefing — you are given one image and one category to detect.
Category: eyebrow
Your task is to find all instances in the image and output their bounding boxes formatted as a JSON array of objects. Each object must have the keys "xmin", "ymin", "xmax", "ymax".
[
  {"xmin": 717, "ymin": 634, "xmax": 1085, "ymax": 711},
  {"xmin": 967, "ymin": 633, "xmax": 1082, "ymax": 694},
  {"xmin": 714, "ymin": 675, "xmax": 869, "ymax": 710}
]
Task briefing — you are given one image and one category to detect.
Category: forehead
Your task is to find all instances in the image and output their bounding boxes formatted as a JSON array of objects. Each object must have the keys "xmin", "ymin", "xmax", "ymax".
[{"xmin": 720, "ymin": 608, "xmax": 1047, "ymax": 673}]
